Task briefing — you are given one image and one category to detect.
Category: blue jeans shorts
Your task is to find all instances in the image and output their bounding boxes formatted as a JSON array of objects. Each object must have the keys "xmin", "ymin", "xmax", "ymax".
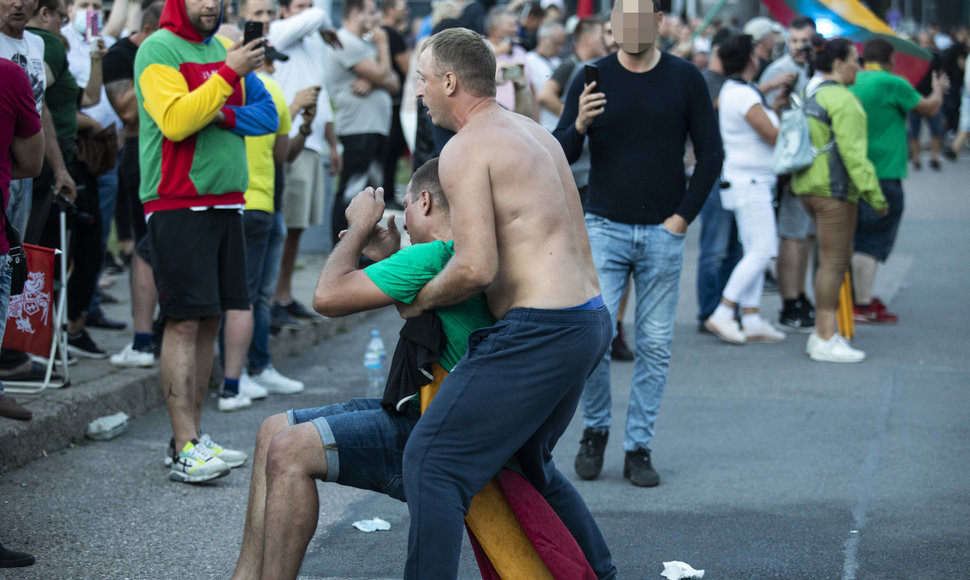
[
  {"xmin": 855, "ymin": 178, "xmax": 904, "ymax": 262},
  {"xmin": 288, "ymin": 398, "xmax": 419, "ymax": 501}
]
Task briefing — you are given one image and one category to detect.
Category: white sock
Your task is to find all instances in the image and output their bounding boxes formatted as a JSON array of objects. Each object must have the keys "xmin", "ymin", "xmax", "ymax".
[
  {"xmin": 741, "ymin": 313, "xmax": 762, "ymax": 330},
  {"xmin": 711, "ymin": 304, "xmax": 734, "ymax": 321}
]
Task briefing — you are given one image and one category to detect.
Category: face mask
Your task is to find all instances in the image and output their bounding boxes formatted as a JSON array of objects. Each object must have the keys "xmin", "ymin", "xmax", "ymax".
[{"xmin": 72, "ymin": 10, "xmax": 103, "ymax": 37}]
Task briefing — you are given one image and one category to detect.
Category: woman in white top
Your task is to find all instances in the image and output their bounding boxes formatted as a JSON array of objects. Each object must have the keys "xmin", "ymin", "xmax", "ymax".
[{"xmin": 704, "ymin": 33, "xmax": 787, "ymax": 344}]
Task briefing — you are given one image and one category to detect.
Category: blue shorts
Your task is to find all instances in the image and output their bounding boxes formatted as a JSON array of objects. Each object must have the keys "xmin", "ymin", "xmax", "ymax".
[
  {"xmin": 907, "ymin": 109, "xmax": 944, "ymax": 139},
  {"xmin": 854, "ymin": 179, "xmax": 904, "ymax": 262},
  {"xmin": 288, "ymin": 399, "xmax": 419, "ymax": 501}
]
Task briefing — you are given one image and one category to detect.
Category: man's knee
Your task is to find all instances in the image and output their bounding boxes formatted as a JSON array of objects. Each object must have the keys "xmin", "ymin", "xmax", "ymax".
[
  {"xmin": 257, "ymin": 413, "xmax": 290, "ymax": 451},
  {"xmin": 265, "ymin": 424, "xmax": 327, "ymax": 480}
]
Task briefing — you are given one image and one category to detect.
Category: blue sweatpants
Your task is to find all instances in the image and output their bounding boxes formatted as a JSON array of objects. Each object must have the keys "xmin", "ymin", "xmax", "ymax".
[{"xmin": 402, "ymin": 304, "xmax": 618, "ymax": 579}]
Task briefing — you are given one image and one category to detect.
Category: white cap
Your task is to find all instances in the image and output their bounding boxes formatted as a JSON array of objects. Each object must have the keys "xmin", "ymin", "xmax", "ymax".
[{"xmin": 743, "ymin": 17, "xmax": 783, "ymax": 42}]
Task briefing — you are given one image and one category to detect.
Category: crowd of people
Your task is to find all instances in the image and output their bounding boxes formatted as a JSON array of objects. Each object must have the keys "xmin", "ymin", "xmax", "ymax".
[{"xmin": 1, "ymin": 0, "xmax": 968, "ymax": 574}]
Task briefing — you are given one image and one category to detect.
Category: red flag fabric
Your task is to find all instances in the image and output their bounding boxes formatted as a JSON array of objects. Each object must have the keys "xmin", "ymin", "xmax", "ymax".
[
  {"xmin": 4, "ymin": 244, "xmax": 56, "ymax": 357},
  {"xmin": 576, "ymin": 0, "xmax": 594, "ymax": 18}
]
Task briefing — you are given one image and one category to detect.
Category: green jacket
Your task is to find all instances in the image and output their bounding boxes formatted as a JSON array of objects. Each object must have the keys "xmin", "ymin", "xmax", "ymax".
[{"xmin": 791, "ymin": 83, "xmax": 887, "ymax": 211}]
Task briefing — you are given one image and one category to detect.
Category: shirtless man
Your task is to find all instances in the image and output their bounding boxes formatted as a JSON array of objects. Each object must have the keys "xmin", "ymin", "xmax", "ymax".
[{"xmin": 403, "ymin": 27, "xmax": 617, "ymax": 580}]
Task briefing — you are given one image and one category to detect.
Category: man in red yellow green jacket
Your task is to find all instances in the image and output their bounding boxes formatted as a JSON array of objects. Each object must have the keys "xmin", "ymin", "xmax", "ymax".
[{"xmin": 134, "ymin": 0, "xmax": 279, "ymax": 484}]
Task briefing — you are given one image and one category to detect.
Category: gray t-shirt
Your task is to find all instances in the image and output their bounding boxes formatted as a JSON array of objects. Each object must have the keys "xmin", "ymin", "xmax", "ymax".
[
  {"xmin": 0, "ymin": 31, "xmax": 47, "ymax": 115},
  {"xmin": 325, "ymin": 28, "xmax": 392, "ymax": 137},
  {"xmin": 761, "ymin": 53, "xmax": 810, "ymax": 105}
]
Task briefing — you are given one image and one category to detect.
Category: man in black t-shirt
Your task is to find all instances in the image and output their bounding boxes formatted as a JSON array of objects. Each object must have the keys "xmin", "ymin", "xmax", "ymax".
[
  {"xmin": 555, "ymin": 0, "xmax": 722, "ymax": 489},
  {"xmin": 379, "ymin": 0, "xmax": 409, "ymax": 204},
  {"xmin": 101, "ymin": 1, "xmax": 163, "ymax": 369}
]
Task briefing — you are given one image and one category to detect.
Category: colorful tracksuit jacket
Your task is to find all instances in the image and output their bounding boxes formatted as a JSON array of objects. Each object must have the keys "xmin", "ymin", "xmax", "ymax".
[{"xmin": 134, "ymin": 0, "xmax": 278, "ymax": 214}]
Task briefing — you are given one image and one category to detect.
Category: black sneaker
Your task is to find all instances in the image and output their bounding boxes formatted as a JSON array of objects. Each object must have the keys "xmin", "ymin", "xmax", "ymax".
[
  {"xmin": 86, "ymin": 308, "xmax": 127, "ymax": 330},
  {"xmin": 0, "ymin": 542, "xmax": 35, "ymax": 568},
  {"xmin": 623, "ymin": 448, "xmax": 659, "ymax": 487},
  {"xmin": 67, "ymin": 329, "xmax": 108, "ymax": 359},
  {"xmin": 280, "ymin": 299, "xmax": 320, "ymax": 319},
  {"xmin": 779, "ymin": 297, "xmax": 815, "ymax": 333},
  {"xmin": 575, "ymin": 427, "xmax": 608, "ymax": 480},
  {"xmin": 270, "ymin": 303, "xmax": 304, "ymax": 332},
  {"xmin": 611, "ymin": 333, "xmax": 633, "ymax": 362}
]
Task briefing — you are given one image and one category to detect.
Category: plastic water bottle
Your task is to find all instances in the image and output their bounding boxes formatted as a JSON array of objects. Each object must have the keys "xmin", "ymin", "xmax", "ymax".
[{"xmin": 363, "ymin": 329, "xmax": 386, "ymax": 396}]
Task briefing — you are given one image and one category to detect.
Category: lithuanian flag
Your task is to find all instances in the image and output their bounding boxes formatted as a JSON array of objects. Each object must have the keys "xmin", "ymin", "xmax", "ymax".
[{"xmin": 761, "ymin": 0, "xmax": 932, "ymax": 86}]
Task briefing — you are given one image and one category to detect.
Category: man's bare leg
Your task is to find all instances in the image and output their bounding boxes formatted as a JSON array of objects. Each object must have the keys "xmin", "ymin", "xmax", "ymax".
[
  {"xmin": 161, "ymin": 317, "xmax": 203, "ymax": 450},
  {"xmin": 851, "ymin": 253, "xmax": 878, "ymax": 306},
  {"xmin": 223, "ymin": 308, "xmax": 254, "ymax": 381},
  {"xmin": 230, "ymin": 413, "xmax": 290, "ymax": 580},
  {"xmin": 260, "ymin": 423, "xmax": 329, "ymax": 580},
  {"xmin": 274, "ymin": 229, "xmax": 304, "ymax": 305},
  {"xmin": 192, "ymin": 315, "xmax": 221, "ymax": 432},
  {"xmin": 131, "ymin": 254, "xmax": 157, "ymax": 335},
  {"xmin": 778, "ymin": 237, "xmax": 812, "ymax": 301}
]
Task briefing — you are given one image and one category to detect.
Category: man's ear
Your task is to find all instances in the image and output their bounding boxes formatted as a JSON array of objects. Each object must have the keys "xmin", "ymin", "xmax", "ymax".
[
  {"xmin": 419, "ymin": 189, "xmax": 433, "ymax": 215},
  {"xmin": 442, "ymin": 71, "xmax": 457, "ymax": 96}
]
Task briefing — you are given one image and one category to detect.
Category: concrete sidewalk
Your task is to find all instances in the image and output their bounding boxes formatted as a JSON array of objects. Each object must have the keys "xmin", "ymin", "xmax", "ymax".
[{"xmin": 0, "ymin": 251, "xmax": 372, "ymax": 474}]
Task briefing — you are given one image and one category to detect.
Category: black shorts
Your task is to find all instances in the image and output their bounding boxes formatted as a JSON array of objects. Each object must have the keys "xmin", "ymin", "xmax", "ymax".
[
  {"xmin": 147, "ymin": 208, "xmax": 250, "ymax": 319},
  {"xmin": 854, "ymin": 178, "xmax": 904, "ymax": 263}
]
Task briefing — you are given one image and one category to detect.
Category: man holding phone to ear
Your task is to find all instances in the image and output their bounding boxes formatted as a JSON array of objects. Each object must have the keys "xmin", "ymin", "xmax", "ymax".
[
  {"xmin": 135, "ymin": 0, "xmax": 278, "ymax": 483},
  {"xmin": 554, "ymin": 0, "xmax": 722, "ymax": 488}
]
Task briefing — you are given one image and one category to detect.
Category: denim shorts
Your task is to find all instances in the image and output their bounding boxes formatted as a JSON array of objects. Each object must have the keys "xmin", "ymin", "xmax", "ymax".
[
  {"xmin": 288, "ymin": 398, "xmax": 419, "ymax": 502},
  {"xmin": 907, "ymin": 109, "xmax": 944, "ymax": 138},
  {"xmin": 854, "ymin": 179, "xmax": 904, "ymax": 262},
  {"xmin": 777, "ymin": 184, "xmax": 815, "ymax": 240}
]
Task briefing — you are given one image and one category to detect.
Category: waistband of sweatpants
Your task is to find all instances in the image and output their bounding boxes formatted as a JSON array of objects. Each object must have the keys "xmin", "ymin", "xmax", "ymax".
[{"xmin": 502, "ymin": 301, "xmax": 609, "ymax": 325}]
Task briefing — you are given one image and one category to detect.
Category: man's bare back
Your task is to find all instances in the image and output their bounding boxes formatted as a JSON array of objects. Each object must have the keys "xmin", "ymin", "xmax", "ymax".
[{"xmin": 439, "ymin": 102, "xmax": 599, "ymax": 317}]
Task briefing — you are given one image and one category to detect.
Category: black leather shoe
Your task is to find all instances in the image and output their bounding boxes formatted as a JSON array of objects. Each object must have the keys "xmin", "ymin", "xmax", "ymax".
[
  {"xmin": 624, "ymin": 448, "xmax": 660, "ymax": 487},
  {"xmin": 86, "ymin": 309, "xmax": 127, "ymax": 331},
  {"xmin": 0, "ymin": 543, "xmax": 35, "ymax": 567},
  {"xmin": 575, "ymin": 427, "xmax": 609, "ymax": 480}
]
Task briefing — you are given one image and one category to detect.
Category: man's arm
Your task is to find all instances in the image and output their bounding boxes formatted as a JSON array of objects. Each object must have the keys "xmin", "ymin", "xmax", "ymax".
[
  {"xmin": 672, "ymin": 69, "xmax": 723, "ymax": 229},
  {"xmin": 912, "ymin": 71, "xmax": 947, "ymax": 117},
  {"xmin": 537, "ymin": 77, "xmax": 563, "ymax": 116},
  {"xmin": 313, "ymin": 188, "xmax": 399, "ymax": 317},
  {"xmin": 406, "ymin": 140, "xmax": 496, "ymax": 316},
  {"xmin": 552, "ymin": 72, "xmax": 597, "ymax": 163},
  {"xmin": 223, "ymin": 72, "xmax": 279, "ymax": 136},
  {"xmin": 80, "ymin": 41, "xmax": 107, "ymax": 107},
  {"xmin": 11, "ymin": 131, "xmax": 46, "ymax": 179},
  {"xmin": 267, "ymin": 7, "xmax": 333, "ymax": 52},
  {"xmin": 105, "ymin": 78, "xmax": 138, "ymax": 126},
  {"xmin": 349, "ymin": 27, "xmax": 399, "ymax": 94}
]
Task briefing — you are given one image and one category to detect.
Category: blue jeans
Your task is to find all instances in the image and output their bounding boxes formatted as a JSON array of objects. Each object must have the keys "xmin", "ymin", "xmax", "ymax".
[
  {"xmin": 244, "ymin": 210, "xmax": 286, "ymax": 372},
  {"xmin": 89, "ymin": 165, "xmax": 119, "ymax": 313},
  {"xmin": 0, "ymin": 254, "xmax": 12, "ymax": 396},
  {"xmin": 7, "ymin": 179, "xmax": 31, "ymax": 236},
  {"xmin": 696, "ymin": 183, "xmax": 741, "ymax": 322},
  {"xmin": 581, "ymin": 214, "xmax": 686, "ymax": 453}
]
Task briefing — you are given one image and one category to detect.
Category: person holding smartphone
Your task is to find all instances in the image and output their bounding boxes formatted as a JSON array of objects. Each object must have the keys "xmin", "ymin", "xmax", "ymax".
[{"xmin": 486, "ymin": 6, "xmax": 536, "ymax": 119}]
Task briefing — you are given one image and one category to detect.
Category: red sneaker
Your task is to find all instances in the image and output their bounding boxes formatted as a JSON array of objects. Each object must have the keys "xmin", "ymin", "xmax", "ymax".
[{"xmin": 853, "ymin": 298, "xmax": 898, "ymax": 324}]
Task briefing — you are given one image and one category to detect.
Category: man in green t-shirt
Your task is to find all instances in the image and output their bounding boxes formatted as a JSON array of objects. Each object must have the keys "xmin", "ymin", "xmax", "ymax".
[
  {"xmin": 849, "ymin": 38, "xmax": 947, "ymax": 323},
  {"xmin": 230, "ymin": 158, "xmax": 495, "ymax": 579}
]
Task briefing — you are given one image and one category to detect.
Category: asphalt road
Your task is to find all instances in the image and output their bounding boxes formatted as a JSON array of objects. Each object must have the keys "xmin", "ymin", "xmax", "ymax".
[{"xmin": 1, "ymin": 158, "xmax": 968, "ymax": 579}]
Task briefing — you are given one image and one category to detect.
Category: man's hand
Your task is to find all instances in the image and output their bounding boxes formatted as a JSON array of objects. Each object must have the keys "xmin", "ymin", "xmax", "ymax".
[
  {"xmin": 329, "ymin": 149, "xmax": 342, "ymax": 175},
  {"xmin": 225, "ymin": 38, "xmax": 266, "ymax": 77},
  {"xmin": 320, "ymin": 29, "xmax": 342, "ymax": 49},
  {"xmin": 345, "ymin": 186, "xmax": 387, "ymax": 232},
  {"xmin": 89, "ymin": 38, "xmax": 108, "ymax": 63},
  {"xmin": 211, "ymin": 110, "xmax": 227, "ymax": 126},
  {"xmin": 762, "ymin": 71, "xmax": 796, "ymax": 93},
  {"xmin": 369, "ymin": 26, "xmax": 387, "ymax": 47},
  {"xmin": 54, "ymin": 171, "xmax": 77, "ymax": 203},
  {"xmin": 931, "ymin": 71, "xmax": 950, "ymax": 95},
  {"xmin": 575, "ymin": 81, "xmax": 605, "ymax": 135},
  {"xmin": 662, "ymin": 213, "xmax": 688, "ymax": 235},
  {"xmin": 293, "ymin": 85, "xmax": 320, "ymax": 111},
  {"xmin": 339, "ymin": 214, "xmax": 401, "ymax": 261},
  {"xmin": 395, "ymin": 300, "xmax": 424, "ymax": 320},
  {"xmin": 351, "ymin": 77, "xmax": 374, "ymax": 96}
]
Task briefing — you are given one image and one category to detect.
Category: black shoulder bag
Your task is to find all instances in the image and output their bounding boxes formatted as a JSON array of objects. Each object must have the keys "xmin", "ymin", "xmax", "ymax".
[{"xmin": 0, "ymin": 187, "xmax": 28, "ymax": 296}]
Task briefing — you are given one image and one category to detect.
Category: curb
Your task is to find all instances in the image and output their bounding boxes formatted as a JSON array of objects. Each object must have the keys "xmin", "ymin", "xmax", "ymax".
[{"xmin": 0, "ymin": 311, "xmax": 373, "ymax": 474}]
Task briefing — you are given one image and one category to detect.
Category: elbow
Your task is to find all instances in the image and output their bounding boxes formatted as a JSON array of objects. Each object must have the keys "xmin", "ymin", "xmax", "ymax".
[
  {"xmin": 460, "ymin": 261, "xmax": 496, "ymax": 293},
  {"xmin": 312, "ymin": 292, "xmax": 349, "ymax": 318}
]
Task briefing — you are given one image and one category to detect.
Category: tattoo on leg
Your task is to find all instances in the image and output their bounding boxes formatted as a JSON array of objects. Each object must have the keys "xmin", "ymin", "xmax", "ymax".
[{"xmin": 167, "ymin": 383, "xmax": 178, "ymax": 399}]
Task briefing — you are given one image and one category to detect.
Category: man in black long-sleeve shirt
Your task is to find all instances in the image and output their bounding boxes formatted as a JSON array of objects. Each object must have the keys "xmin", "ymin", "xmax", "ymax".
[{"xmin": 554, "ymin": 0, "xmax": 722, "ymax": 488}]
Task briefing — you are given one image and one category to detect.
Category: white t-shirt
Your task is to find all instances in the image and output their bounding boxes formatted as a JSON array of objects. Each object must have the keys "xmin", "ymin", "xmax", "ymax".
[
  {"xmin": 526, "ymin": 50, "xmax": 560, "ymax": 131},
  {"xmin": 268, "ymin": 7, "xmax": 336, "ymax": 156},
  {"xmin": 60, "ymin": 24, "xmax": 122, "ymax": 131},
  {"xmin": 324, "ymin": 28, "xmax": 392, "ymax": 137},
  {"xmin": 0, "ymin": 31, "xmax": 47, "ymax": 115},
  {"xmin": 718, "ymin": 80, "xmax": 778, "ymax": 179}
]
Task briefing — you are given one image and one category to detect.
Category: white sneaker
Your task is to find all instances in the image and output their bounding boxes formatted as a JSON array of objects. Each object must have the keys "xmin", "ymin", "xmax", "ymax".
[
  {"xmin": 807, "ymin": 332, "xmax": 866, "ymax": 363},
  {"xmin": 704, "ymin": 315, "xmax": 746, "ymax": 344},
  {"xmin": 806, "ymin": 331, "xmax": 820, "ymax": 354},
  {"xmin": 250, "ymin": 365, "xmax": 305, "ymax": 394},
  {"xmin": 239, "ymin": 371, "xmax": 268, "ymax": 400},
  {"xmin": 198, "ymin": 433, "xmax": 248, "ymax": 468},
  {"xmin": 109, "ymin": 343, "xmax": 155, "ymax": 368},
  {"xmin": 168, "ymin": 439, "xmax": 231, "ymax": 483},
  {"xmin": 743, "ymin": 319, "xmax": 786, "ymax": 343},
  {"xmin": 217, "ymin": 392, "xmax": 252, "ymax": 412}
]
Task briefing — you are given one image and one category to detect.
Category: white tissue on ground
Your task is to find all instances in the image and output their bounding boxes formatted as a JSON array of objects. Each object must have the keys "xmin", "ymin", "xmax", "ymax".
[
  {"xmin": 661, "ymin": 560, "xmax": 705, "ymax": 579},
  {"xmin": 352, "ymin": 518, "xmax": 391, "ymax": 532}
]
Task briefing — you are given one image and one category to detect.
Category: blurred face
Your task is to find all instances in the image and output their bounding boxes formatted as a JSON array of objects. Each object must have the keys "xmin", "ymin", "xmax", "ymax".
[
  {"xmin": 39, "ymin": 0, "xmax": 67, "ymax": 32},
  {"xmin": 281, "ymin": 0, "xmax": 310, "ymax": 18},
  {"xmin": 71, "ymin": 0, "xmax": 102, "ymax": 18},
  {"xmin": 1, "ymin": 0, "xmax": 36, "ymax": 36},
  {"xmin": 185, "ymin": 0, "xmax": 221, "ymax": 36},
  {"xmin": 242, "ymin": 0, "xmax": 275, "ymax": 34},
  {"xmin": 788, "ymin": 24, "xmax": 813, "ymax": 63},
  {"xmin": 358, "ymin": 0, "xmax": 378, "ymax": 33},
  {"xmin": 837, "ymin": 45, "xmax": 860, "ymax": 85},
  {"xmin": 495, "ymin": 13, "xmax": 517, "ymax": 40},
  {"xmin": 402, "ymin": 186, "xmax": 425, "ymax": 242},
  {"xmin": 610, "ymin": 0, "xmax": 661, "ymax": 55},
  {"xmin": 601, "ymin": 20, "xmax": 617, "ymax": 53},
  {"xmin": 539, "ymin": 29, "xmax": 565, "ymax": 57}
]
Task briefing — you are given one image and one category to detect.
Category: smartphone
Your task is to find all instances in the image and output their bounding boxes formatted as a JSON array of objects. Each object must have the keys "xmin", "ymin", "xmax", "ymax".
[
  {"xmin": 243, "ymin": 20, "xmax": 264, "ymax": 47},
  {"xmin": 584, "ymin": 64, "xmax": 599, "ymax": 88},
  {"xmin": 85, "ymin": 10, "xmax": 100, "ymax": 42},
  {"xmin": 502, "ymin": 63, "xmax": 524, "ymax": 82}
]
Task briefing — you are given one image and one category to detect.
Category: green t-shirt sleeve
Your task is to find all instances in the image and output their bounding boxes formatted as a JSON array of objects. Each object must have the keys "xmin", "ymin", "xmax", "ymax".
[
  {"xmin": 363, "ymin": 240, "xmax": 452, "ymax": 304},
  {"xmin": 894, "ymin": 75, "xmax": 922, "ymax": 113}
]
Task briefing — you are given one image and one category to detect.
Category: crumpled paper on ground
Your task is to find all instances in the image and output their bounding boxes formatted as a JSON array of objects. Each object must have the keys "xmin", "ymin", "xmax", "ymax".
[
  {"xmin": 352, "ymin": 518, "xmax": 391, "ymax": 532},
  {"xmin": 661, "ymin": 561, "xmax": 705, "ymax": 579}
]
